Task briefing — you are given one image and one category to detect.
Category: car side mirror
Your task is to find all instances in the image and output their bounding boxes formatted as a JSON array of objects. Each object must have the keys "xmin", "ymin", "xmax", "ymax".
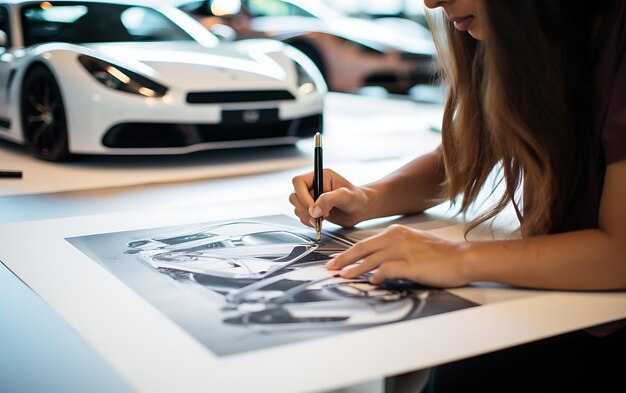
[
  {"xmin": 0, "ymin": 30, "xmax": 7, "ymax": 48},
  {"xmin": 210, "ymin": 24, "xmax": 237, "ymax": 41}
]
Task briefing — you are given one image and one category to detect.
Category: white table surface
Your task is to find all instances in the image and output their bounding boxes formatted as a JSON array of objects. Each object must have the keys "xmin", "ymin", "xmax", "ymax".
[
  {"xmin": 2, "ymin": 93, "xmax": 625, "ymax": 393},
  {"xmin": 2, "ymin": 158, "xmax": 626, "ymax": 393}
]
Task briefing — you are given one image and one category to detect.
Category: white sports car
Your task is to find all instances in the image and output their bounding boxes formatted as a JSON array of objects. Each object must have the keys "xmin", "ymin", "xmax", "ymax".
[{"xmin": 0, "ymin": 0, "xmax": 326, "ymax": 160}]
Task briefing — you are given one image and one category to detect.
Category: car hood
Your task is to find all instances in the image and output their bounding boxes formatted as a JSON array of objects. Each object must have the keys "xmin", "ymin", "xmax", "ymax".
[
  {"xmin": 83, "ymin": 40, "xmax": 293, "ymax": 91},
  {"xmin": 252, "ymin": 16, "xmax": 435, "ymax": 55}
]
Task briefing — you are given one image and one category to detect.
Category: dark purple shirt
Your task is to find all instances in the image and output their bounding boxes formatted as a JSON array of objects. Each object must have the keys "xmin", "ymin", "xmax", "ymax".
[
  {"xmin": 560, "ymin": 1, "xmax": 626, "ymax": 234},
  {"xmin": 595, "ymin": 1, "xmax": 626, "ymax": 166},
  {"xmin": 587, "ymin": 0, "xmax": 626, "ymax": 337}
]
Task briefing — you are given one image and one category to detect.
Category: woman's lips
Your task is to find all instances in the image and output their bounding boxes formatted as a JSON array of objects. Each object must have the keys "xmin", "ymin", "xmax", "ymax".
[{"xmin": 452, "ymin": 16, "xmax": 474, "ymax": 31}]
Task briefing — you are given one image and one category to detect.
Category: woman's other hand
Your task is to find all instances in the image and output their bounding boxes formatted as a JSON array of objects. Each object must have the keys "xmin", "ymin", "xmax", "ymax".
[{"xmin": 326, "ymin": 224, "xmax": 471, "ymax": 288}]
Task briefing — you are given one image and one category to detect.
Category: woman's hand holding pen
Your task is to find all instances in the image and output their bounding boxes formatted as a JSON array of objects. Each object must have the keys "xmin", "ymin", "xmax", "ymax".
[
  {"xmin": 289, "ymin": 163, "xmax": 469, "ymax": 288},
  {"xmin": 327, "ymin": 225, "xmax": 471, "ymax": 288},
  {"xmin": 290, "ymin": 168, "xmax": 374, "ymax": 228}
]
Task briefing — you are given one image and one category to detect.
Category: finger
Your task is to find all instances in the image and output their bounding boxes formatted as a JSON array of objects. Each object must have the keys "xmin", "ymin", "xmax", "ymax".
[
  {"xmin": 296, "ymin": 208, "xmax": 313, "ymax": 227},
  {"xmin": 292, "ymin": 173, "xmax": 315, "ymax": 207},
  {"xmin": 324, "ymin": 168, "xmax": 346, "ymax": 190},
  {"xmin": 339, "ymin": 248, "xmax": 400, "ymax": 279},
  {"xmin": 309, "ymin": 187, "xmax": 354, "ymax": 218},
  {"xmin": 289, "ymin": 192, "xmax": 308, "ymax": 215},
  {"xmin": 326, "ymin": 232, "xmax": 390, "ymax": 270},
  {"xmin": 327, "ymin": 225, "xmax": 419, "ymax": 270},
  {"xmin": 289, "ymin": 192, "xmax": 313, "ymax": 226},
  {"xmin": 288, "ymin": 192, "xmax": 301, "ymax": 208},
  {"xmin": 370, "ymin": 260, "xmax": 411, "ymax": 285}
]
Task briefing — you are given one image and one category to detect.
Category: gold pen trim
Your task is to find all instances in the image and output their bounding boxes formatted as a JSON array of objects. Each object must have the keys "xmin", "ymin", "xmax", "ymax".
[{"xmin": 315, "ymin": 217, "xmax": 321, "ymax": 241}]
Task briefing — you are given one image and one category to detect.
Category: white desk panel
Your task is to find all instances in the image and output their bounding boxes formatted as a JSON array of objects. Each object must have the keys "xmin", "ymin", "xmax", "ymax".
[{"xmin": 1, "ymin": 201, "xmax": 624, "ymax": 393}]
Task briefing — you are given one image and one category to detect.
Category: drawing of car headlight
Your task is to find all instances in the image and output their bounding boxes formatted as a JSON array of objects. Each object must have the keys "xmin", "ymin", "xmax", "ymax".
[{"xmin": 78, "ymin": 54, "xmax": 168, "ymax": 98}]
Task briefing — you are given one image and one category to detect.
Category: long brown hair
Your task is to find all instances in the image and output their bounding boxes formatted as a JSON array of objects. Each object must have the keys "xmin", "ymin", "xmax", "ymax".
[{"xmin": 428, "ymin": 0, "xmax": 610, "ymax": 236}]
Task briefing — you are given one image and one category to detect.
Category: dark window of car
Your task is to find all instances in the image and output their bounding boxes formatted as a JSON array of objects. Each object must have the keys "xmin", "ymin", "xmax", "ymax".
[
  {"xmin": 0, "ymin": 4, "xmax": 10, "ymax": 46},
  {"xmin": 247, "ymin": 0, "xmax": 314, "ymax": 17},
  {"xmin": 20, "ymin": 2, "xmax": 195, "ymax": 46},
  {"xmin": 119, "ymin": 7, "xmax": 192, "ymax": 41}
]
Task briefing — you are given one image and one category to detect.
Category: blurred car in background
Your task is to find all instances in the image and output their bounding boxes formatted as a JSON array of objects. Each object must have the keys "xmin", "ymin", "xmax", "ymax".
[
  {"xmin": 319, "ymin": 0, "xmax": 430, "ymax": 31},
  {"xmin": 177, "ymin": 0, "xmax": 437, "ymax": 95},
  {"xmin": 0, "ymin": 0, "xmax": 325, "ymax": 161}
]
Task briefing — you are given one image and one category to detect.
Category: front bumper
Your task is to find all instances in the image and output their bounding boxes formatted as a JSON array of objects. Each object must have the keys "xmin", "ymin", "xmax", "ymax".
[{"xmin": 102, "ymin": 112, "xmax": 323, "ymax": 149}]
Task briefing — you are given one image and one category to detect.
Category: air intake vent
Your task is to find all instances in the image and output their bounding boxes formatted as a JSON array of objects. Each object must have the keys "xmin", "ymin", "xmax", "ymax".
[{"xmin": 187, "ymin": 90, "xmax": 295, "ymax": 104}]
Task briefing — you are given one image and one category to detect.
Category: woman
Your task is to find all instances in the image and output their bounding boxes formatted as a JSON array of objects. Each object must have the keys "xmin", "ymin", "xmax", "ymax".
[{"xmin": 290, "ymin": 0, "xmax": 626, "ymax": 391}]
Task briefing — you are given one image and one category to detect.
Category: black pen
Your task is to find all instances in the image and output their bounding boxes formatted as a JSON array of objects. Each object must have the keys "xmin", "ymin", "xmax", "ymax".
[
  {"xmin": 313, "ymin": 132, "xmax": 323, "ymax": 242},
  {"xmin": 0, "ymin": 170, "xmax": 22, "ymax": 179}
]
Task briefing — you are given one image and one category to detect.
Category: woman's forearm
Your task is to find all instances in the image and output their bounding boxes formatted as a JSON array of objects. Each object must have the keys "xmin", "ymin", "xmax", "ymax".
[
  {"xmin": 362, "ymin": 149, "xmax": 446, "ymax": 220},
  {"xmin": 463, "ymin": 162, "xmax": 626, "ymax": 290},
  {"xmin": 462, "ymin": 229, "xmax": 626, "ymax": 290}
]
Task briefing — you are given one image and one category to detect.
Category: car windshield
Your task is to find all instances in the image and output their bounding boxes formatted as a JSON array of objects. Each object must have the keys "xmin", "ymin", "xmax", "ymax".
[
  {"xmin": 247, "ymin": 0, "xmax": 342, "ymax": 19},
  {"xmin": 21, "ymin": 2, "xmax": 195, "ymax": 46}
]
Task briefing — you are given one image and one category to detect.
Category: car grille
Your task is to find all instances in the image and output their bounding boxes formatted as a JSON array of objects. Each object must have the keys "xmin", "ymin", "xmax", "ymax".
[
  {"xmin": 187, "ymin": 90, "xmax": 295, "ymax": 104},
  {"xmin": 102, "ymin": 114, "xmax": 323, "ymax": 149}
]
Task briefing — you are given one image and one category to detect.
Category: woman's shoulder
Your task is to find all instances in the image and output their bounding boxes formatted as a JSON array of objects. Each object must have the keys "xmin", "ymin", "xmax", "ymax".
[
  {"xmin": 595, "ymin": 1, "xmax": 625, "ymax": 74},
  {"xmin": 594, "ymin": 0, "xmax": 626, "ymax": 165}
]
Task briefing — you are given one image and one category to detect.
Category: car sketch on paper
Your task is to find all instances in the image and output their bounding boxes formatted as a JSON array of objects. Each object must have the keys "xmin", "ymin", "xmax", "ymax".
[{"xmin": 67, "ymin": 215, "xmax": 478, "ymax": 356}]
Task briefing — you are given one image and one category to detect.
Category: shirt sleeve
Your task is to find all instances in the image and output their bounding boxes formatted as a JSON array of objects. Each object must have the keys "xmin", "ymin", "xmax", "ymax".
[{"xmin": 602, "ymin": 8, "xmax": 626, "ymax": 165}]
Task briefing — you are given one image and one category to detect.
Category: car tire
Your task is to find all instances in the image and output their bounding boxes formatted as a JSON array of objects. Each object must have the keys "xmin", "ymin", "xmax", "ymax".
[{"xmin": 20, "ymin": 64, "xmax": 71, "ymax": 161}]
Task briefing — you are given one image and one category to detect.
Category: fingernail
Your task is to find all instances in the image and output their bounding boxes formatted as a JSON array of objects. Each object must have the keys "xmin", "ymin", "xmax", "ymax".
[
  {"xmin": 310, "ymin": 206, "xmax": 322, "ymax": 218},
  {"xmin": 326, "ymin": 259, "xmax": 335, "ymax": 269}
]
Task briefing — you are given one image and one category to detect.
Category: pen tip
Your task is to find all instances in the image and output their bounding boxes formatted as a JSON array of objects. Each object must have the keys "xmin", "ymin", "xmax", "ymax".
[{"xmin": 314, "ymin": 132, "xmax": 322, "ymax": 148}]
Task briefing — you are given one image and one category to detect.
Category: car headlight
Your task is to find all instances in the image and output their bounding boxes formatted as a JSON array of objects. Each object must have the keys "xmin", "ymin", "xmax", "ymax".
[
  {"xmin": 78, "ymin": 55, "xmax": 168, "ymax": 98},
  {"xmin": 295, "ymin": 61, "xmax": 317, "ymax": 96}
]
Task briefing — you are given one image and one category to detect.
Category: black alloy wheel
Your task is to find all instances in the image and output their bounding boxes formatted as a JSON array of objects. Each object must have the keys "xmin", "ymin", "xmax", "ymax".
[{"xmin": 20, "ymin": 64, "xmax": 70, "ymax": 161}]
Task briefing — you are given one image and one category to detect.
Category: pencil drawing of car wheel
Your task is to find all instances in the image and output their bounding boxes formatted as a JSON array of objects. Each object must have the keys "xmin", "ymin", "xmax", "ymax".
[{"xmin": 20, "ymin": 65, "xmax": 70, "ymax": 161}]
